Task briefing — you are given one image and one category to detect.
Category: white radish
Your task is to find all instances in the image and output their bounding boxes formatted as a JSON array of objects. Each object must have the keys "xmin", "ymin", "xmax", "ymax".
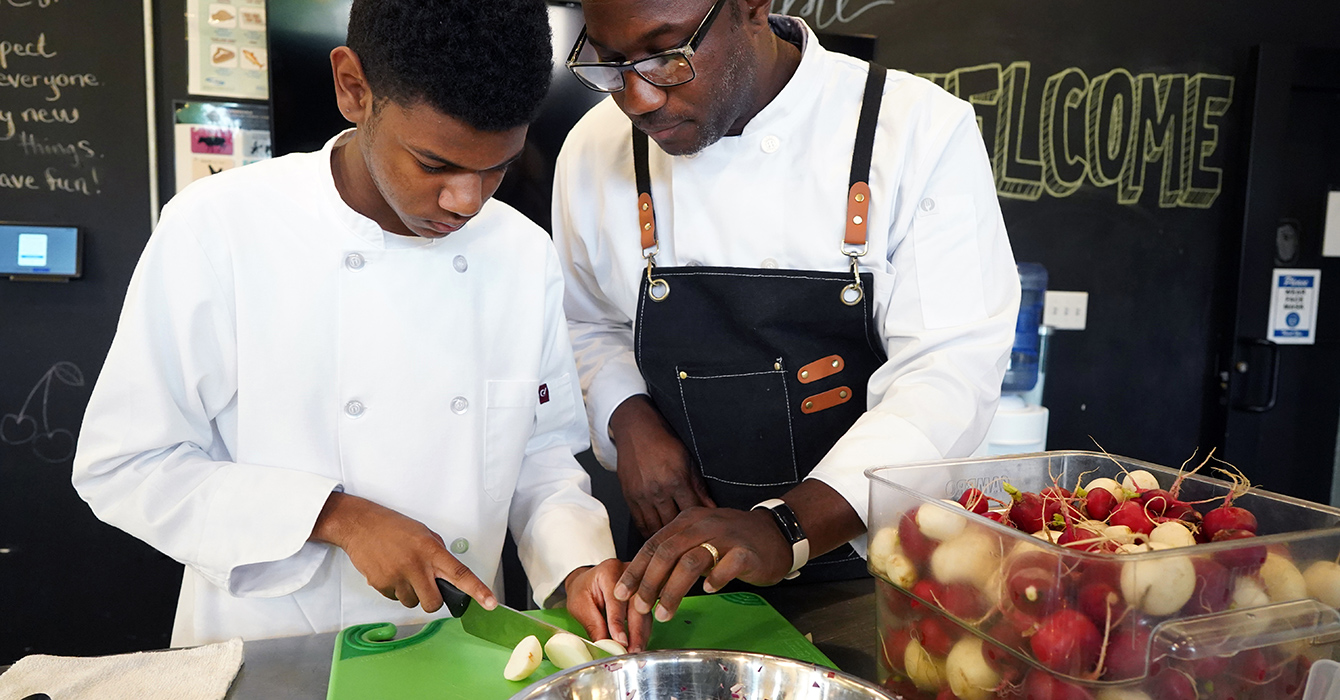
[
  {"xmin": 917, "ymin": 500, "xmax": 968, "ymax": 541},
  {"xmin": 867, "ymin": 527, "xmax": 901, "ymax": 577},
  {"xmin": 1304, "ymin": 561, "xmax": 1340, "ymax": 607},
  {"xmin": 978, "ymin": 567, "xmax": 1005, "ymax": 609},
  {"xmin": 1031, "ymin": 529, "xmax": 1059, "ymax": 544},
  {"xmin": 593, "ymin": 639, "xmax": 627, "ymax": 656},
  {"xmin": 904, "ymin": 638, "xmax": 947, "ymax": 692},
  {"xmin": 1116, "ymin": 542, "xmax": 1149, "ymax": 555},
  {"xmin": 945, "ymin": 636, "xmax": 1000, "ymax": 700},
  {"xmin": 1096, "ymin": 689, "xmax": 1153, "ymax": 700},
  {"xmin": 1121, "ymin": 547, "xmax": 1195, "ymax": 615},
  {"xmin": 1149, "ymin": 521, "xmax": 1196, "ymax": 548},
  {"xmin": 1121, "ymin": 470, "xmax": 1159, "ymax": 494},
  {"xmin": 1104, "ymin": 525, "xmax": 1136, "ymax": 545},
  {"xmin": 1231, "ymin": 577, "xmax": 1270, "ymax": 608},
  {"xmin": 885, "ymin": 552, "xmax": 918, "ymax": 588},
  {"xmin": 931, "ymin": 530, "xmax": 1000, "ymax": 588},
  {"xmin": 1260, "ymin": 553, "xmax": 1307, "ymax": 603},
  {"xmin": 503, "ymin": 635, "xmax": 543, "ymax": 681},
  {"xmin": 544, "ymin": 632, "xmax": 594, "ymax": 669},
  {"xmin": 1084, "ymin": 477, "xmax": 1127, "ymax": 502}
]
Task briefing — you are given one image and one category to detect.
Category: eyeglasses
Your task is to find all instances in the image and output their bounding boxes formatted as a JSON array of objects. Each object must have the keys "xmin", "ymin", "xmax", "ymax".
[{"xmin": 566, "ymin": 0, "xmax": 728, "ymax": 93}]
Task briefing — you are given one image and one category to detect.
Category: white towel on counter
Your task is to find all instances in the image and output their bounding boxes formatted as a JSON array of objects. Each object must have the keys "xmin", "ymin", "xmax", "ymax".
[{"xmin": 0, "ymin": 638, "xmax": 244, "ymax": 700}]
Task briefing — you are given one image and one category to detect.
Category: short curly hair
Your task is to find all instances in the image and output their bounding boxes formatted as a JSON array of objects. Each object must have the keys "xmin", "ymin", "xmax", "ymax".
[{"xmin": 346, "ymin": 0, "xmax": 552, "ymax": 131}]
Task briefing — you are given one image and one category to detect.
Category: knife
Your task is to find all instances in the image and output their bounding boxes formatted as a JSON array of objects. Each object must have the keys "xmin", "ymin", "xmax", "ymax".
[{"xmin": 435, "ymin": 578, "xmax": 611, "ymax": 660}]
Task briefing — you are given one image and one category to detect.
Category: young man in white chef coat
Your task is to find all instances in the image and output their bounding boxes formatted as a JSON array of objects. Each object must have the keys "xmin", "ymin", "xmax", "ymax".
[
  {"xmin": 72, "ymin": 0, "xmax": 625, "ymax": 646},
  {"xmin": 553, "ymin": 0, "xmax": 1020, "ymax": 649}
]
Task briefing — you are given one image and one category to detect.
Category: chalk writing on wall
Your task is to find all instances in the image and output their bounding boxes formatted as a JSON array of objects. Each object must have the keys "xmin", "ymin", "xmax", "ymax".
[
  {"xmin": 773, "ymin": 0, "xmax": 896, "ymax": 29},
  {"xmin": 920, "ymin": 62, "xmax": 1235, "ymax": 209},
  {"xmin": 1, "ymin": 361, "xmax": 84, "ymax": 463}
]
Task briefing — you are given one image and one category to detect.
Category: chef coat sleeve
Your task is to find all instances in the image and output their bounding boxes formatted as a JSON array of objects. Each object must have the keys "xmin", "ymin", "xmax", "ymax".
[
  {"xmin": 806, "ymin": 99, "xmax": 1021, "ymax": 555},
  {"xmin": 551, "ymin": 144, "xmax": 647, "ymax": 471},
  {"xmin": 71, "ymin": 194, "xmax": 341, "ymax": 599},
  {"xmin": 509, "ymin": 244, "xmax": 618, "ymax": 607}
]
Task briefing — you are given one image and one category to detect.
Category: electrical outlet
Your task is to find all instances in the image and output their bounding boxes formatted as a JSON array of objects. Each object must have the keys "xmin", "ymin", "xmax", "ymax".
[{"xmin": 1044, "ymin": 291, "xmax": 1088, "ymax": 330}]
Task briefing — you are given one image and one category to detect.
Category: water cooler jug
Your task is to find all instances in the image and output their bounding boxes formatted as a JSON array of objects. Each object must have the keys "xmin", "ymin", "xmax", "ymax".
[{"xmin": 975, "ymin": 263, "xmax": 1051, "ymax": 456}]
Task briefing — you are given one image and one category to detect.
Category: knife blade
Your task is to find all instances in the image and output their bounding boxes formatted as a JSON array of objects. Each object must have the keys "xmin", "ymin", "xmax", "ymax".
[{"xmin": 435, "ymin": 578, "xmax": 611, "ymax": 660}]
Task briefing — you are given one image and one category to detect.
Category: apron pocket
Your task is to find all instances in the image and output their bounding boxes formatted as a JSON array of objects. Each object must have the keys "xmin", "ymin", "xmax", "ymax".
[
  {"xmin": 484, "ymin": 380, "xmax": 538, "ymax": 502},
  {"xmin": 676, "ymin": 363, "xmax": 799, "ymax": 488}
]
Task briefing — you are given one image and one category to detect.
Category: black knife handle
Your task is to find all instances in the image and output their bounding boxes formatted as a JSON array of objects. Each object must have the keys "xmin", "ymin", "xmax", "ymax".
[{"xmin": 435, "ymin": 578, "xmax": 472, "ymax": 618}]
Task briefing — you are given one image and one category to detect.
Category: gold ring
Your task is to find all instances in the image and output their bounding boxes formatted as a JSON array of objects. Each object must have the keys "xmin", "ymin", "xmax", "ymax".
[{"xmin": 698, "ymin": 542, "xmax": 720, "ymax": 568}]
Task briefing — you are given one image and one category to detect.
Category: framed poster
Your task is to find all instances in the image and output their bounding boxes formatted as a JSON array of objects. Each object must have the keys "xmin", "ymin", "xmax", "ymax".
[
  {"xmin": 186, "ymin": 0, "xmax": 269, "ymax": 99},
  {"xmin": 173, "ymin": 101, "xmax": 271, "ymax": 193}
]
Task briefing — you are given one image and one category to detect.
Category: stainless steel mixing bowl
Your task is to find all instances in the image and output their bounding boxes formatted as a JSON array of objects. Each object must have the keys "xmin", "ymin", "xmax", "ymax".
[{"xmin": 508, "ymin": 649, "xmax": 895, "ymax": 700}]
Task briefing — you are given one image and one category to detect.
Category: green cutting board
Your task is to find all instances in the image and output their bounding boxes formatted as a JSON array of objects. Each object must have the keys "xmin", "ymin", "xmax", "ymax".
[{"xmin": 326, "ymin": 592, "xmax": 835, "ymax": 700}]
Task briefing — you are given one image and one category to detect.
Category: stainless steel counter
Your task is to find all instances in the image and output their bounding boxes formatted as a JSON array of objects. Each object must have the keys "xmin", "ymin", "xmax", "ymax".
[{"xmin": 222, "ymin": 578, "xmax": 878, "ymax": 699}]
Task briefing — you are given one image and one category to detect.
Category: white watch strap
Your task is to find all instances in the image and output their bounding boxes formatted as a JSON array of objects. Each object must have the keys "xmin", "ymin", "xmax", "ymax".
[{"xmin": 753, "ymin": 498, "xmax": 809, "ymax": 578}]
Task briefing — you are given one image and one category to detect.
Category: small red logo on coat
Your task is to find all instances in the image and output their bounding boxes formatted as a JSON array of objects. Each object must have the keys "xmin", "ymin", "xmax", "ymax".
[{"xmin": 538, "ymin": 384, "xmax": 549, "ymax": 404}]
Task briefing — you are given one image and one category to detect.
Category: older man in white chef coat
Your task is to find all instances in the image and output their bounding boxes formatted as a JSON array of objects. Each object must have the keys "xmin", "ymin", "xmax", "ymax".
[
  {"xmin": 552, "ymin": 0, "xmax": 1020, "ymax": 650},
  {"xmin": 72, "ymin": 0, "xmax": 625, "ymax": 647}
]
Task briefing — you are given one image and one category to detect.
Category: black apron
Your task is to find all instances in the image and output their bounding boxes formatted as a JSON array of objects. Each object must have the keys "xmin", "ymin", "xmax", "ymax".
[{"xmin": 629, "ymin": 64, "xmax": 889, "ymax": 582}]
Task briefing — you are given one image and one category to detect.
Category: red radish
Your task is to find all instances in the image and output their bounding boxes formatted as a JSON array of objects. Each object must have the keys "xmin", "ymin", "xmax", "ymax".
[
  {"xmin": 984, "ymin": 510, "xmax": 1010, "ymax": 526},
  {"xmin": 1020, "ymin": 669, "xmax": 1094, "ymax": 700},
  {"xmin": 1101, "ymin": 624, "xmax": 1153, "ymax": 681},
  {"xmin": 1190, "ymin": 654, "xmax": 1231, "ymax": 678},
  {"xmin": 1181, "ymin": 558, "xmax": 1232, "ymax": 615},
  {"xmin": 1058, "ymin": 521, "xmax": 1106, "ymax": 551},
  {"xmin": 1108, "ymin": 501, "xmax": 1157, "ymax": 535},
  {"xmin": 1203, "ymin": 505, "xmax": 1258, "ymax": 541},
  {"xmin": 1211, "ymin": 529, "xmax": 1267, "ymax": 574},
  {"xmin": 1135, "ymin": 488, "xmax": 1177, "ymax": 516},
  {"xmin": 880, "ymin": 627, "xmax": 912, "ymax": 673},
  {"xmin": 1007, "ymin": 567, "xmax": 1064, "ymax": 617},
  {"xmin": 1082, "ymin": 487, "xmax": 1118, "ymax": 521},
  {"xmin": 1030, "ymin": 610, "xmax": 1101, "ymax": 676},
  {"xmin": 982, "ymin": 620, "xmax": 1026, "ymax": 674},
  {"xmin": 910, "ymin": 579, "xmax": 947, "ymax": 611},
  {"xmin": 958, "ymin": 488, "xmax": 990, "ymax": 514},
  {"xmin": 938, "ymin": 582, "xmax": 988, "ymax": 619},
  {"xmin": 1267, "ymin": 655, "xmax": 1311, "ymax": 698},
  {"xmin": 1004, "ymin": 484, "xmax": 1059, "ymax": 533},
  {"xmin": 936, "ymin": 688, "xmax": 957, "ymax": 700},
  {"xmin": 1230, "ymin": 649, "xmax": 1270, "ymax": 686},
  {"xmin": 898, "ymin": 511, "xmax": 938, "ymax": 564},
  {"xmin": 1077, "ymin": 579, "xmax": 1125, "ymax": 628},
  {"xmin": 1003, "ymin": 607, "xmax": 1043, "ymax": 637},
  {"xmin": 1151, "ymin": 668, "xmax": 1198, "ymax": 700},
  {"xmin": 879, "ymin": 579, "xmax": 913, "ymax": 616},
  {"xmin": 880, "ymin": 677, "xmax": 922, "ymax": 698},
  {"xmin": 915, "ymin": 616, "xmax": 957, "ymax": 656}
]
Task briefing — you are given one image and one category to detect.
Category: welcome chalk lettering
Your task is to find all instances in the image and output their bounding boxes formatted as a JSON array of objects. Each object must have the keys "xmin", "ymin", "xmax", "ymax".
[{"xmin": 773, "ymin": 0, "xmax": 896, "ymax": 29}]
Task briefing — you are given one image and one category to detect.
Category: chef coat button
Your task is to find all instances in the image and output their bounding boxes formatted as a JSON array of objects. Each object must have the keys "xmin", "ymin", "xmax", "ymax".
[
  {"xmin": 344, "ymin": 400, "xmax": 365, "ymax": 417},
  {"xmin": 761, "ymin": 258, "xmax": 779, "ymax": 269},
  {"xmin": 450, "ymin": 396, "xmax": 469, "ymax": 414},
  {"xmin": 345, "ymin": 253, "xmax": 365, "ymax": 271},
  {"xmin": 453, "ymin": 255, "xmax": 468, "ymax": 273},
  {"xmin": 920, "ymin": 197, "xmax": 936, "ymax": 212},
  {"xmin": 450, "ymin": 537, "xmax": 470, "ymax": 554},
  {"xmin": 761, "ymin": 135, "xmax": 781, "ymax": 153}
]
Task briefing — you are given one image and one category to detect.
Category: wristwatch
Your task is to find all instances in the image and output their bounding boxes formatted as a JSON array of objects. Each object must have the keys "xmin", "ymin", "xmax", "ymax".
[{"xmin": 752, "ymin": 498, "xmax": 810, "ymax": 580}]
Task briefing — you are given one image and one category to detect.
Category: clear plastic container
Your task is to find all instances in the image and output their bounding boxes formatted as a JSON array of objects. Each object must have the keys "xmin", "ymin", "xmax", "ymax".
[{"xmin": 865, "ymin": 451, "xmax": 1340, "ymax": 699}]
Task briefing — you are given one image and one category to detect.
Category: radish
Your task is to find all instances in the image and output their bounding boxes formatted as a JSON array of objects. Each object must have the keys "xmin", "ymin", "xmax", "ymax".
[
  {"xmin": 880, "ymin": 627, "xmax": 913, "ymax": 673},
  {"xmin": 958, "ymin": 488, "xmax": 990, "ymax": 514},
  {"xmin": 918, "ymin": 499, "xmax": 969, "ymax": 541},
  {"xmin": 1120, "ymin": 545, "xmax": 1196, "ymax": 615},
  {"xmin": 1004, "ymin": 484, "xmax": 1059, "ymax": 533},
  {"xmin": 915, "ymin": 616, "xmax": 958, "ymax": 656},
  {"xmin": 867, "ymin": 526, "xmax": 900, "ymax": 578},
  {"xmin": 1082, "ymin": 477, "xmax": 1124, "ymax": 501},
  {"xmin": 1108, "ymin": 501, "xmax": 1157, "ymax": 536},
  {"xmin": 1231, "ymin": 576, "xmax": 1270, "ymax": 608},
  {"xmin": 1100, "ymin": 625, "xmax": 1152, "ymax": 681},
  {"xmin": 1148, "ymin": 521, "xmax": 1196, "ymax": 548},
  {"xmin": 981, "ymin": 620, "xmax": 1026, "ymax": 674},
  {"xmin": 593, "ymin": 638, "xmax": 627, "ymax": 656},
  {"xmin": 1077, "ymin": 579, "xmax": 1126, "ymax": 628},
  {"xmin": 1209, "ymin": 528, "xmax": 1266, "ymax": 573},
  {"xmin": 931, "ymin": 530, "xmax": 1000, "ymax": 588},
  {"xmin": 1121, "ymin": 469, "xmax": 1159, "ymax": 493},
  {"xmin": 1021, "ymin": 669, "xmax": 1095, "ymax": 700},
  {"xmin": 1082, "ymin": 486, "xmax": 1118, "ymax": 521},
  {"xmin": 1134, "ymin": 488, "xmax": 1177, "ymax": 516},
  {"xmin": 1303, "ymin": 560, "xmax": 1340, "ymax": 607},
  {"xmin": 904, "ymin": 637, "xmax": 947, "ymax": 692},
  {"xmin": 1030, "ymin": 609, "xmax": 1101, "ymax": 676},
  {"xmin": 1202, "ymin": 505, "xmax": 1257, "ymax": 541},
  {"xmin": 884, "ymin": 552, "xmax": 918, "ymax": 588},
  {"xmin": 945, "ymin": 636, "xmax": 1002, "ymax": 700},
  {"xmin": 984, "ymin": 510, "xmax": 1010, "ymax": 526},
  {"xmin": 1180, "ymin": 557, "xmax": 1232, "ymax": 615},
  {"xmin": 1058, "ymin": 520, "xmax": 1107, "ymax": 551},
  {"xmin": 1260, "ymin": 552, "xmax": 1307, "ymax": 603},
  {"xmin": 1102, "ymin": 525, "xmax": 1137, "ymax": 545},
  {"xmin": 503, "ymin": 635, "xmax": 543, "ymax": 681},
  {"xmin": 544, "ymin": 632, "xmax": 594, "ymax": 669},
  {"xmin": 899, "ymin": 511, "xmax": 939, "ymax": 564},
  {"xmin": 939, "ymin": 582, "xmax": 989, "ymax": 619},
  {"xmin": 910, "ymin": 579, "xmax": 947, "ymax": 612},
  {"xmin": 1007, "ymin": 564, "xmax": 1065, "ymax": 617},
  {"xmin": 1094, "ymin": 689, "xmax": 1150, "ymax": 700}
]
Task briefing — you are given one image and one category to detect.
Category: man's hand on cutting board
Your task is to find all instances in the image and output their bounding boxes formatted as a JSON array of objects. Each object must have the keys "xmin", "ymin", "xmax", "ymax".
[
  {"xmin": 561, "ymin": 558, "xmax": 649, "ymax": 648},
  {"xmin": 310, "ymin": 491, "xmax": 497, "ymax": 613}
]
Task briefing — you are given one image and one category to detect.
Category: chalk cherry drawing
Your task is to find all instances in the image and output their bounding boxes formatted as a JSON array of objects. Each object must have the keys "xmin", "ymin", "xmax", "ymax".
[{"xmin": 1, "ymin": 361, "xmax": 84, "ymax": 463}]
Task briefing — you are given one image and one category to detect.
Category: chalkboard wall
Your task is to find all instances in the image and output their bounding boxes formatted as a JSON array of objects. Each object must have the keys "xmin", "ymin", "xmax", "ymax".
[{"xmin": 2, "ymin": 0, "xmax": 1340, "ymax": 667}]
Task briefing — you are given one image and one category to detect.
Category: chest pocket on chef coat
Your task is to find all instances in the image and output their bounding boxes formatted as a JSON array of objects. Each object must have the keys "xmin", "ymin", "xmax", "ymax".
[
  {"xmin": 675, "ymin": 362, "xmax": 799, "ymax": 488},
  {"xmin": 910, "ymin": 194, "xmax": 989, "ymax": 330},
  {"xmin": 484, "ymin": 379, "xmax": 539, "ymax": 502}
]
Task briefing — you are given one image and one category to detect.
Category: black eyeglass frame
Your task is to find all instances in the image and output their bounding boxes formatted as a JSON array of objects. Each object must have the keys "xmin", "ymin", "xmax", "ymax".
[{"xmin": 565, "ymin": 0, "xmax": 729, "ymax": 93}]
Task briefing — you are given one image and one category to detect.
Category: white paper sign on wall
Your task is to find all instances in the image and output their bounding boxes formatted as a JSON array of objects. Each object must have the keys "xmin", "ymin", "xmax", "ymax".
[{"xmin": 1266, "ymin": 268, "xmax": 1322, "ymax": 345}]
